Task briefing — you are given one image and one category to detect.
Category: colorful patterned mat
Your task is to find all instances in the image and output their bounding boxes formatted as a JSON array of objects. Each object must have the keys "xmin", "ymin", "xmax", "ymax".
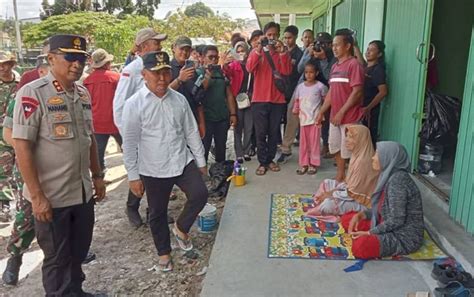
[{"xmin": 268, "ymin": 194, "xmax": 446, "ymax": 260}]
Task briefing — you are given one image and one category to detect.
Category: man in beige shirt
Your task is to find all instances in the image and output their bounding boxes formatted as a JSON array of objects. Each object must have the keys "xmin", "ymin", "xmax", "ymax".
[{"xmin": 12, "ymin": 34, "xmax": 105, "ymax": 296}]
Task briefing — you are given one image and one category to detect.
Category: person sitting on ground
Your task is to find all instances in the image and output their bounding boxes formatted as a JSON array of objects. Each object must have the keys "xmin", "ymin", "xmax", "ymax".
[
  {"xmin": 306, "ymin": 125, "xmax": 378, "ymax": 218},
  {"xmin": 342, "ymin": 141, "xmax": 424, "ymax": 259},
  {"xmin": 122, "ymin": 51, "xmax": 208, "ymax": 272},
  {"xmin": 292, "ymin": 59, "xmax": 327, "ymax": 175},
  {"xmin": 223, "ymin": 41, "xmax": 254, "ymax": 164}
]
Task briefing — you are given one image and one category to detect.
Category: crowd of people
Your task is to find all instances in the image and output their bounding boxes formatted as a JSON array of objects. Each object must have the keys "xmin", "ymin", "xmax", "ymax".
[{"xmin": 0, "ymin": 20, "xmax": 426, "ymax": 296}]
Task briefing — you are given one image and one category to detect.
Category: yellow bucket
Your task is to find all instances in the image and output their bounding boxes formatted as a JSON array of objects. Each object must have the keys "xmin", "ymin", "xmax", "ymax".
[{"xmin": 233, "ymin": 175, "xmax": 246, "ymax": 186}]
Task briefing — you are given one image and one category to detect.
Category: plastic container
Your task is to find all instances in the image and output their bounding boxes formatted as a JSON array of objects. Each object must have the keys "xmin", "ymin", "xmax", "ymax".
[
  {"xmin": 233, "ymin": 175, "xmax": 246, "ymax": 186},
  {"xmin": 197, "ymin": 203, "xmax": 217, "ymax": 233},
  {"xmin": 418, "ymin": 143, "xmax": 444, "ymax": 174}
]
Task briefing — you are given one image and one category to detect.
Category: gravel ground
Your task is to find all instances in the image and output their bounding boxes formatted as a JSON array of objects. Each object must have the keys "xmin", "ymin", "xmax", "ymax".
[{"xmin": 0, "ymin": 136, "xmax": 233, "ymax": 296}]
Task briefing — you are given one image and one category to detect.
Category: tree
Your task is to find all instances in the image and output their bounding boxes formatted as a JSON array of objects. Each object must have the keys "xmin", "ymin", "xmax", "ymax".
[{"xmin": 184, "ymin": 2, "xmax": 214, "ymax": 18}]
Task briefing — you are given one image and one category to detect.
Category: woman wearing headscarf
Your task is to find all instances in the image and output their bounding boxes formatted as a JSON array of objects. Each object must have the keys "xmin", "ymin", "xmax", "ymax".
[
  {"xmin": 306, "ymin": 125, "xmax": 379, "ymax": 219},
  {"xmin": 223, "ymin": 41, "xmax": 254, "ymax": 163},
  {"xmin": 342, "ymin": 141, "xmax": 424, "ymax": 259}
]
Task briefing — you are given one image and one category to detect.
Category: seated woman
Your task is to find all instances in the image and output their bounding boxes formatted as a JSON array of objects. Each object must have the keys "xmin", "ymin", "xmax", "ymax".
[
  {"xmin": 306, "ymin": 125, "xmax": 378, "ymax": 219},
  {"xmin": 342, "ymin": 141, "xmax": 424, "ymax": 259}
]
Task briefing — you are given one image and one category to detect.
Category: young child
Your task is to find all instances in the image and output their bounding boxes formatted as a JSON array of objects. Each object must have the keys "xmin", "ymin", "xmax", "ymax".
[{"xmin": 293, "ymin": 59, "xmax": 328, "ymax": 175}]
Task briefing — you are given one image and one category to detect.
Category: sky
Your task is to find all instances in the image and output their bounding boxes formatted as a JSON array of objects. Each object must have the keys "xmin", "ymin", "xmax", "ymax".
[{"xmin": 0, "ymin": 0, "xmax": 257, "ymax": 20}]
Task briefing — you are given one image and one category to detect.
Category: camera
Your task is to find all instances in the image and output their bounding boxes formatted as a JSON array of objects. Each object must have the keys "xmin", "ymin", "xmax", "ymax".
[
  {"xmin": 313, "ymin": 41, "xmax": 322, "ymax": 52},
  {"xmin": 260, "ymin": 37, "xmax": 275, "ymax": 47}
]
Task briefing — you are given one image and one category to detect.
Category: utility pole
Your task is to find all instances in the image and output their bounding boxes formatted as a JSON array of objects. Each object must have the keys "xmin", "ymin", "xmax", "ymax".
[{"xmin": 12, "ymin": 0, "xmax": 23, "ymax": 63}]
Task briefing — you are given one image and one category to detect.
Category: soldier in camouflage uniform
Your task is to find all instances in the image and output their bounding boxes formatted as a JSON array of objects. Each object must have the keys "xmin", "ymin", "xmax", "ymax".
[
  {"xmin": 0, "ymin": 51, "xmax": 20, "ymax": 222},
  {"xmin": 1, "ymin": 55, "xmax": 48, "ymax": 286}
]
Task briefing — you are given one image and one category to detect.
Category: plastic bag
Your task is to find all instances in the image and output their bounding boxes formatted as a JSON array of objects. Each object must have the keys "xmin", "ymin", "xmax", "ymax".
[
  {"xmin": 419, "ymin": 90, "xmax": 461, "ymax": 144},
  {"xmin": 204, "ymin": 160, "xmax": 235, "ymax": 199}
]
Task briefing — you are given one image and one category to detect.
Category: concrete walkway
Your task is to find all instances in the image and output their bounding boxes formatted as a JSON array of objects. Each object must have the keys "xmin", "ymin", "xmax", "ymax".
[{"xmin": 201, "ymin": 151, "xmax": 437, "ymax": 297}]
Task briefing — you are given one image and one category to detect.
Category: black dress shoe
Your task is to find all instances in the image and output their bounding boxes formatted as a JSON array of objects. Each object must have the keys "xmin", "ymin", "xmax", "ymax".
[
  {"xmin": 125, "ymin": 208, "xmax": 143, "ymax": 228},
  {"xmin": 2, "ymin": 254, "xmax": 22, "ymax": 286},
  {"xmin": 82, "ymin": 252, "xmax": 96, "ymax": 264}
]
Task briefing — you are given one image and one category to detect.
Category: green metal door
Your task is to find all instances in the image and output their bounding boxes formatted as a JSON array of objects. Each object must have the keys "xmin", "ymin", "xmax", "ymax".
[
  {"xmin": 313, "ymin": 15, "xmax": 327, "ymax": 34},
  {"xmin": 450, "ymin": 26, "xmax": 474, "ymax": 234},
  {"xmin": 332, "ymin": 0, "xmax": 366, "ymax": 45},
  {"xmin": 379, "ymin": 0, "xmax": 434, "ymax": 166}
]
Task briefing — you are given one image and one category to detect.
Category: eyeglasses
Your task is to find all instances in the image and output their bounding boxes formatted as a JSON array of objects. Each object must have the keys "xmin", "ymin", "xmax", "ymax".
[
  {"xmin": 206, "ymin": 55, "xmax": 218, "ymax": 60},
  {"xmin": 53, "ymin": 52, "xmax": 88, "ymax": 64}
]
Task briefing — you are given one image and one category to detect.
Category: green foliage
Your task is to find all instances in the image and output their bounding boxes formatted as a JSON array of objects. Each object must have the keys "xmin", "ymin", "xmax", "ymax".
[
  {"xmin": 23, "ymin": 12, "xmax": 117, "ymax": 47},
  {"xmin": 22, "ymin": 11, "xmax": 242, "ymax": 63},
  {"xmin": 154, "ymin": 12, "xmax": 241, "ymax": 52},
  {"xmin": 95, "ymin": 15, "xmax": 151, "ymax": 61},
  {"xmin": 184, "ymin": 2, "xmax": 214, "ymax": 18}
]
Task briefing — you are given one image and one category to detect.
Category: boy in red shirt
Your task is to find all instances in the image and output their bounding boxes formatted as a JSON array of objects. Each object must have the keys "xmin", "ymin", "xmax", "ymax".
[
  {"xmin": 246, "ymin": 22, "xmax": 292, "ymax": 175},
  {"xmin": 317, "ymin": 29, "xmax": 364, "ymax": 182}
]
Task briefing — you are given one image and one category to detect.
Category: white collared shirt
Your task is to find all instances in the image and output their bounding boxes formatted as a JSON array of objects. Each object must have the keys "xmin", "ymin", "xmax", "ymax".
[
  {"xmin": 113, "ymin": 56, "xmax": 144, "ymax": 131},
  {"xmin": 122, "ymin": 85, "xmax": 206, "ymax": 180}
]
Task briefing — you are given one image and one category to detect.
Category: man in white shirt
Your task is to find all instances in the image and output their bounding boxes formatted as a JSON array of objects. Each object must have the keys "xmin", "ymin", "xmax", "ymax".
[
  {"xmin": 113, "ymin": 28, "xmax": 167, "ymax": 227},
  {"xmin": 122, "ymin": 51, "xmax": 208, "ymax": 272}
]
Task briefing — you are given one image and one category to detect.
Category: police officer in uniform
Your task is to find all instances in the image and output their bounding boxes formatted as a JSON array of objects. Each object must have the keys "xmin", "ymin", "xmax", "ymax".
[{"xmin": 12, "ymin": 34, "xmax": 106, "ymax": 296}]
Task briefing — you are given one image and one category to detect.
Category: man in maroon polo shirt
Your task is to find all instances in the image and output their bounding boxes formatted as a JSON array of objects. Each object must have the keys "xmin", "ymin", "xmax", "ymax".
[{"xmin": 317, "ymin": 28, "xmax": 364, "ymax": 182}]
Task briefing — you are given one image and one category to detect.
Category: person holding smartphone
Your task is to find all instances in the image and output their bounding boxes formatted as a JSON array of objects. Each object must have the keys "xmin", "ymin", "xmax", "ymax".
[{"xmin": 169, "ymin": 36, "xmax": 206, "ymax": 138}]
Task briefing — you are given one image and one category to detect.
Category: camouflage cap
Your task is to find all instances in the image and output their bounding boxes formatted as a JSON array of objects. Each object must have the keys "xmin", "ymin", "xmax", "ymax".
[{"xmin": 0, "ymin": 51, "xmax": 17, "ymax": 64}]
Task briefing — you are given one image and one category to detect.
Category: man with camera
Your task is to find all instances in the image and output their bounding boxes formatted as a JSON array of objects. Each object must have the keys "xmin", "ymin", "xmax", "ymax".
[
  {"xmin": 247, "ymin": 21, "xmax": 292, "ymax": 176},
  {"xmin": 279, "ymin": 32, "xmax": 336, "ymax": 163},
  {"xmin": 200, "ymin": 45, "xmax": 238, "ymax": 163},
  {"xmin": 169, "ymin": 36, "xmax": 206, "ymax": 138}
]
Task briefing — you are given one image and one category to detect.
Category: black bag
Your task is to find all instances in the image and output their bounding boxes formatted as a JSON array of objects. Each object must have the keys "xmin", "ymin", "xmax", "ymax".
[
  {"xmin": 263, "ymin": 50, "xmax": 292, "ymax": 99},
  {"xmin": 420, "ymin": 89, "xmax": 461, "ymax": 145},
  {"xmin": 205, "ymin": 160, "xmax": 235, "ymax": 199}
]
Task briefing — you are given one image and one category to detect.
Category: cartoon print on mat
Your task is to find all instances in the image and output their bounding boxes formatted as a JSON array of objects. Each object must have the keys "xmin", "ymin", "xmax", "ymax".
[{"xmin": 269, "ymin": 193, "xmax": 446, "ymax": 260}]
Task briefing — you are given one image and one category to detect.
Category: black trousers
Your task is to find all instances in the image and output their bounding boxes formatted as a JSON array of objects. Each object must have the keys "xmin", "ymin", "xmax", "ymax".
[
  {"xmin": 35, "ymin": 198, "xmax": 94, "ymax": 297},
  {"xmin": 94, "ymin": 133, "xmax": 122, "ymax": 170},
  {"xmin": 202, "ymin": 120, "xmax": 229, "ymax": 163},
  {"xmin": 321, "ymin": 109, "xmax": 331, "ymax": 146},
  {"xmin": 251, "ymin": 103, "xmax": 285, "ymax": 166},
  {"xmin": 141, "ymin": 161, "xmax": 208, "ymax": 256},
  {"xmin": 362, "ymin": 107, "xmax": 380, "ymax": 149}
]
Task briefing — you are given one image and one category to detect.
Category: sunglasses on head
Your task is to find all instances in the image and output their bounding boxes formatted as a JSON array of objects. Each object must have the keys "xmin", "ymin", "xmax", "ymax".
[{"xmin": 54, "ymin": 52, "xmax": 88, "ymax": 64}]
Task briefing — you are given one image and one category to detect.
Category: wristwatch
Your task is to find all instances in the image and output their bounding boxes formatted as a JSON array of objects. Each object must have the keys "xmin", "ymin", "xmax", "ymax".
[{"xmin": 92, "ymin": 172, "xmax": 105, "ymax": 179}]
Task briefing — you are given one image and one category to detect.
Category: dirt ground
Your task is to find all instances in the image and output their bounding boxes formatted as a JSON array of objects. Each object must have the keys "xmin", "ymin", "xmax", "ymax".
[{"xmin": 0, "ymin": 142, "xmax": 226, "ymax": 296}]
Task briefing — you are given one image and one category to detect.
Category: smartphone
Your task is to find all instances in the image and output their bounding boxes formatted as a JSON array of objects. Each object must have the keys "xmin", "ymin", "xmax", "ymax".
[{"xmin": 184, "ymin": 59, "xmax": 195, "ymax": 69}]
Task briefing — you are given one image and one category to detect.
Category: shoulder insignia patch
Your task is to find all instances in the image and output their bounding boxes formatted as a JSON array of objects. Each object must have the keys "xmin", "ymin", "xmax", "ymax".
[
  {"xmin": 21, "ymin": 97, "xmax": 40, "ymax": 119},
  {"xmin": 47, "ymin": 96, "xmax": 65, "ymax": 105},
  {"xmin": 52, "ymin": 80, "xmax": 64, "ymax": 93}
]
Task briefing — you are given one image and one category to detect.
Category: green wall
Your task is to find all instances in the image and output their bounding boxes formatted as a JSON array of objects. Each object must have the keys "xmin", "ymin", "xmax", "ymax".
[{"xmin": 430, "ymin": 0, "xmax": 474, "ymax": 100}]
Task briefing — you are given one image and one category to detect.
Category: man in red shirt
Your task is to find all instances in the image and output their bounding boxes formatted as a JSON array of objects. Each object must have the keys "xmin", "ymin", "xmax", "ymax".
[
  {"xmin": 317, "ymin": 29, "xmax": 364, "ymax": 182},
  {"xmin": 16, "ymin": 55, "xmax": 49, "ymax": 91},
  {"xmin": 84, "ymin": 49, "xmax": 121, "ymax": 171},
  {"xmin": 247, "ymin": 22, "xmax": 292, "ymax": 175}
]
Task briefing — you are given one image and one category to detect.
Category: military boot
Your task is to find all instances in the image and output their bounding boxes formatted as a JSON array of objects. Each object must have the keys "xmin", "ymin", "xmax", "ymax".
[{"xmin": 2, "ymin": 254, "xmax": 22, "ymax": 285}]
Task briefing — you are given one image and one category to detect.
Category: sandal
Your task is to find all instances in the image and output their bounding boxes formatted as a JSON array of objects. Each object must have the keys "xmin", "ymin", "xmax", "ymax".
[
  {"xmin": 256, "ymin": 165, "xmax": 267, "ymax": 176},
  {"xmin": 158, "ymin": 258, "xmax": 173, "ymax": 272},
  {"xmin": 268, "ymin": 162, "xmax": 281, "ymax": 172},
  {"xmin": 296, "ymin": 166, "xmax": 308, "ymax": 175},
  {"xmin": 172, "ymin": 224, "xmax": 193, "ymax": 251},
  {"xmin": 307, "ymin": 166, "xmax": 318, "ymax": 175}
]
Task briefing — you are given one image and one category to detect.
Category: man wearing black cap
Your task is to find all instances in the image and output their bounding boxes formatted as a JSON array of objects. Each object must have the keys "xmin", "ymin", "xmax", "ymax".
[
  {"xmin": 12, "ymin": 34, "xmax": 105, "ymax": 296},
  {"xmin": 113, "ymin": 27, "xmax": 167, "ymax": 228},
  {"xmin": 122, "ymin": 51, "xmax": 208, "ymax": 272}
]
